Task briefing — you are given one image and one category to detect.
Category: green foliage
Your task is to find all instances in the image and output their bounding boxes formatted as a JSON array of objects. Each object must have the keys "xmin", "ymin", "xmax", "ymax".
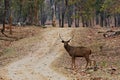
[
  {"xmin": 80, "ymin": 0, "xmax": 96, "ymax": 19},
  {"xmin": 1, "ymin": 0, "xmax": 120, "ymax": 26},
  {"xmin": 3, "ymin": 48, "xmax": 16, "ymax": 56},
  {"xmin": 0, "ymin": 0, "xmax": 4, "ymax": 15},
  {"xmin": 101, "ymin": 61, "xmax": 107, "ymax": 67},
  {"xmin": 100, "ymin": 0, "xmax": 112, "ymax": 11},
  {"xmin": 68, "ymin": 0, "xmax": 78, "ymax": 5},
  {"xmin": 100, "ymin": 0, "xmax": 120, "ymax": 14},
  {"xmin": 9, "ymin": 0, "xmax": 45, "ymax": 21}
]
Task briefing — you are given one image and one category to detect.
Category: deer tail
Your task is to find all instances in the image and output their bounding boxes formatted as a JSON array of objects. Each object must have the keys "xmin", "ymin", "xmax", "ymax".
[{"xmin": 90, "ymin": 50, "xmax": 92, "ymax": 55}]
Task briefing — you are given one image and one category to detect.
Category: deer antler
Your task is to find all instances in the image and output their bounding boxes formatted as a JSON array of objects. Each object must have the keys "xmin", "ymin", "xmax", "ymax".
[
  {"xmin": 68, "ymin": 35, "xmax": 74, "ymax": 41},
  {"xmin": 59, "ymin": 34, "xmax": 64, "ymax": 41}
]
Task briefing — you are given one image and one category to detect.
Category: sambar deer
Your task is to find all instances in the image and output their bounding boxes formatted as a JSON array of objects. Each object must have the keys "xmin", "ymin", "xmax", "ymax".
[{"xmin": 59, "ymin": 34, "xmax": 92, "ymax": 69}]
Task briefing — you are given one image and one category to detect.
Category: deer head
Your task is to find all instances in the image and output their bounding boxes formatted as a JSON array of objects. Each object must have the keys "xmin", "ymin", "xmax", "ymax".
[{"xmin": 59, "ymin": 34, "xmax": 74, "ymax": 46}]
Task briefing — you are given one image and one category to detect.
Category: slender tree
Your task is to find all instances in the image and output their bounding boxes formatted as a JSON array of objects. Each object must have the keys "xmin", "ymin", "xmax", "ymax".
[
  {"xmin": 34, "ymin": 0, "xmax": 39, "ymax": 25},
  {"xmin": 1, "ymin": 0, "xmax": 9, "ymax": 34}
]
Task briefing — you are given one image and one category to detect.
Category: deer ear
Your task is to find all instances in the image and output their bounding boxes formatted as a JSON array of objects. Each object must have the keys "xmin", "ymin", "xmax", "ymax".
[
  {"xmin": 62, "ymin": 40, "xmax": 64, "ymax": 43},
  {"xmin": 67, "ymin": 40, "xmax": 70, "ymax": 42}
]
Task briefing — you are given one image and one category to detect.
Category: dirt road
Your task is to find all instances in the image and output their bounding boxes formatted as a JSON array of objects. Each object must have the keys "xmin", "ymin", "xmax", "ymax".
[{"xmin": 3, "ymin": 28, "xmax": 73, "ymax": 80}]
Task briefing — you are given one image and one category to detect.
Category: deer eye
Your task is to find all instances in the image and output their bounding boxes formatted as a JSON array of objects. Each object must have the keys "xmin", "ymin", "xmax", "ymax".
[{"xmin": 62, "ymin": 41, "xmax": 64, "ymax": 43}]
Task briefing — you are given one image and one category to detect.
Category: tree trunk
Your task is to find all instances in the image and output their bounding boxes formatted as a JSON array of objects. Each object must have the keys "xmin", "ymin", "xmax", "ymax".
[
  {"xmin": 81, "ymin": 15, "xmax": 85, "ymax": 27},
  {"xmin": 9, "ymin": 12, "xmax": 12, "ymax": 34},
  {"xmin": 1, "ymin": 11, "xmax": 6, "ymax": 33},
  {"xmin": 74, "ymin": 3, "xmax": 79, "ymax": 27},
  {"xmin": 100, "ymin": 12, "xmax": 104, "ymax": 27},
  {"xmin": 61, "ymin": 0, "xmax": 66, "ymax": 27},
  {"xmin": 96, "ymin": 11, "xmax": 100, "ymax": 25},
  {"xmin": 58, "ymin": 4, "xmax": 62, "ymax": 27},
  {"xmin": 114, "ymin": 14, "xmax": 118, "ymax": 27},
  {"xmin": 75, "ymin": 17, "xmax": 79, "ymax": 27},
  {"xmin": 40, "ymin": 4, "xmax": 46, "ymax": 26},
  {"xmin": 61, "ymin": 11, "xmax": 65, "ymax": 27},
  {"xmin": 117, "ymin": 14, "xmax": 120, "ymax": 27},
  {"xmin": 34, "ymin": 0, "xmax": 39, "ymax": 25},
  {"xmin": 52, "ymin": 3, "xmax": 56, "ymax": 27},
  {"xmin": 1, "ymin": 0, "xmax": 9, "ymax": 33},
  {"xmin": 67, "ymin": 2, "xmax": 73, "ymax": 27}
]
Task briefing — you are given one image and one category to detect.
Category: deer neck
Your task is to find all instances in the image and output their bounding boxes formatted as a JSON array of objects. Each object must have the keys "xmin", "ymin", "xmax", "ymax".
[{"xmin": 64, "ymin": 44, "xmax": 71, "ymax": 52}]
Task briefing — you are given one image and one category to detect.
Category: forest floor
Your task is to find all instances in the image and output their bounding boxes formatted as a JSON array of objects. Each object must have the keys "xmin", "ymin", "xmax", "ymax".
[{"xmin": 0, "ymin": 25, "xmax": 120, "ymax": 80}]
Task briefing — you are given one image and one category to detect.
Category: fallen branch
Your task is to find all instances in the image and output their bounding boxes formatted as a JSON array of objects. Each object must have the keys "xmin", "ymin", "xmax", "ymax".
[{"xmin": 103, "ymin": 30, "xmax": 120, "ymax": 38}]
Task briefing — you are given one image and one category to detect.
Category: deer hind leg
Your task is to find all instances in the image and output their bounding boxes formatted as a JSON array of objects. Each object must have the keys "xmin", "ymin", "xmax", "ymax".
[
  {"xmin": 72, "ymin": 57, "xmax": 75, "ymax": 70},
  {"xmin": 85, "ymin": 56, "xmax": 91, "ymax": 68}
]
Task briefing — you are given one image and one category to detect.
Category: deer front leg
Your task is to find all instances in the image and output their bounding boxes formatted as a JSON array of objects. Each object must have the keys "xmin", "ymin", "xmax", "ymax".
[{"xmin": 72, "ymin": 57, "xmax": 75, "ymax": 70}]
